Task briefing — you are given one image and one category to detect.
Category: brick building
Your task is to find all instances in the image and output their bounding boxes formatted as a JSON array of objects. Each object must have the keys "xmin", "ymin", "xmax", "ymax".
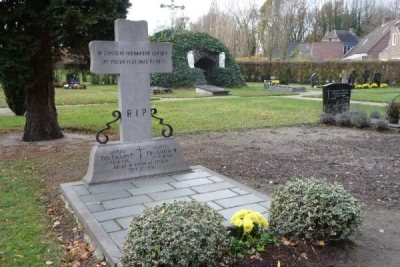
[{"xmin": 344, "ymin": 19, "xmax": 400, "ymax": 60}]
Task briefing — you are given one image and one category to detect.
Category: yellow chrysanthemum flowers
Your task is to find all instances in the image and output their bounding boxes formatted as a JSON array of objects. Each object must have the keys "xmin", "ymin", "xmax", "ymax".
[{"xmin": 230, "ymin": 209, "xmax": 269, "ymax": 233}]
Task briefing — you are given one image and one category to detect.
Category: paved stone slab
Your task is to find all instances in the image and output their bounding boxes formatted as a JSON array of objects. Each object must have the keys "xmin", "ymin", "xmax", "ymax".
[
  {"xmin": 191, "ymin": 181, "xmax": 234, "ymax": 193},
  {"xmin": 215, "ymin": 194, "xmax": 265, "ymax": 208},
  {"xmin": 144, "ymin": 196, "xmax": 192, "ymax": 209},
  {"xmin": 116, "ymin": 217, "xmax": 134, "ymax": 229},
  {"xmin": 170, "ymin": 177, "xmax": 213, "ymax": 188},
  {"xmin": 191, "ymin": 189, "xmax": 237, "ymax": 202},
  {"xmin": 73, "ymin": 185, "xmax": 90, "ymax": 196},
  {"xmin": 102, "ymin": 195, "xmax": 152, "ymax": 209},
  {"xmin": 128, "ymin": 183, "xmax": 173, "ymax": 196},
  {"xmin": 231, "ymin": 187, "xmax": 250, "ymax": 195},
  {"xmin": 131, "ymin": 176, "xmax": 175, "ymax": 187},
  {"xmin": 149, "ymin": 188, "xmax": 196, "ymax": 201},
  {"xmin": 81, "ymin": 190, "xmax": 131, "ymax": 204},
  {"xmin": 101, "ymin": 221, "xmax": 122, "ymax": 233},
  {"xmin": 88, "ymin": 181, "xmax": 135, "ymax": 194},
  {"xmin": 172, "ymin": 171, "xmax": 211, "ymax": 181},
  {"xmin": 60, "ymin": 166, "xmax": 271, "ymax": 267},
  {"xmin": 93, "ymin": 205, "xmax": 146, "ymax": 222},
  {"xmin": 109, "ymin": 230, "xmax": 128, "ymax": 249},
  {"xmin": 86, "ymin": 202, "xmax": 105, "ymax": 212}
]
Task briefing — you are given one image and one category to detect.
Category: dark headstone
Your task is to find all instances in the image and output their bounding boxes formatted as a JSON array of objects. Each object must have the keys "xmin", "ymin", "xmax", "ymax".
[
  {"xmin": 66, "ymin": 73, "xmax": 79, "ymax": 83},
  {"xmin": 374, "ymin": 72, "xmax": 382, "ymax": 86},
  {"xmin": 311, "ymin": 73, "xmax": 319, "ymax": 87},
  {"xmin": 323, "ymin": 83, "xmax": 353, "ymax": 114},
  {"xmin": 349, "ymin": 70, "xmax": 358, "ymax": 85},
  {"xmin": 362, "ymin": 70, "xmax": 370, "ymax": 84}
]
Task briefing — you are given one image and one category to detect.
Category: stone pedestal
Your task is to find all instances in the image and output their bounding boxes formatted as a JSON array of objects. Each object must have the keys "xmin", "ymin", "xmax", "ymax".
[{"xmin": 84, "ymin": 138, "xmax": 190, "ymax": 185}]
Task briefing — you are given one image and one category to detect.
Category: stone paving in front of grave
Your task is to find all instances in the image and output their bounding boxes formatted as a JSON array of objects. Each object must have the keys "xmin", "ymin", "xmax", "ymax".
[{"xmin": 61, "ymin": 165, "xmax": 271, "ymax": 266}]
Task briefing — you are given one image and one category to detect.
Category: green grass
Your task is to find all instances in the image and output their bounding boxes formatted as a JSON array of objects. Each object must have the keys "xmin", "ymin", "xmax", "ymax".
[
  {"xmin": 0, "ymin": 85, "xmax": 6, "ymax": 108},
  {"xmin": 0, "ymin": 162, "xmax": 61, "ymax": 267},
  {"xmin": 0, "ymin": 97, "xmax": 322, "ymax": 133},
  {"xmin": 351, "ymin": 88, "xmax": 400, "ymax": 103},
  {"xmin": 55, "ymin": 85, "xmax": 118, "ymax": 105}
]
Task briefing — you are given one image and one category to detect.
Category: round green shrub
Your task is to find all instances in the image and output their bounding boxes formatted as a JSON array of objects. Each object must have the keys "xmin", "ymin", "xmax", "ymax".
[
  {"xmin": 350, "ymin": 111, "xmax": 370, "ymax": 128},
  {"xmin": 269, "ymin": 178, "xmax": 362, "ymax": 241},
  {"xmin": 369, "ymin": 110, "xmax": 382, "ymax": 119},
  {"xmin": 121, "ymin": 201, "xmax": 227, "ymax": 267},
  {"xmin": 150, "ymin": 29, "xmax": 245, "ymax": 88},
  {"xmin": 334, "ymin": 112, "xmax": 352, "ymax": 126},
  {"xmin": 374, "ymin": 119, "xmax": 388, "ymax": 131},
  {"xmin": 320, "ymin": 113, "xmax": 335, "ymax": 125}
]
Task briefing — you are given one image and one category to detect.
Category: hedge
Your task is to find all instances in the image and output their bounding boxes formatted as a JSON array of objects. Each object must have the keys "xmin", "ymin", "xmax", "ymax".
[
  {"xmin": 237, "ymin": 60, "xmax": 400, "ymax": 85},
  {"xmin": 150, "ymin": 29, "xmax": 245, "ymax": 88}
]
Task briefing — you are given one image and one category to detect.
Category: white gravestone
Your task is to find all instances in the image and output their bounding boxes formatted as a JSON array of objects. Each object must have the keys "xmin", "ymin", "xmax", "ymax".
[
  {"xmin": 219, "ymin": 52, "xmax": 225, "ymax": 68},
  {"xmin": 84, "ymin": 19, "xmax": 189, "ymax": 184},
  {"xmin": 187, "ymin": 50, "xmax": 195, "ymax": 68}
]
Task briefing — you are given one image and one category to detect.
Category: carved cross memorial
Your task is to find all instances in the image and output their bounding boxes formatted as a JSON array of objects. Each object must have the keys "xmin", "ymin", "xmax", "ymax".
[
  {"xmin": 89, "ymin": 19, "xmax": 172, "ymax": 143},
  {"xmin": 84, "ymin": 19, "xmax": 189, "ymax": 185}
]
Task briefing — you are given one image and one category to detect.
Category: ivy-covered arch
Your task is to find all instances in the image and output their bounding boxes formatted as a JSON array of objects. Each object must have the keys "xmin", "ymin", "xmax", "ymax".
[{"xmin": 150, "ymin": 30, "xmax": 246, "ymax": 88}]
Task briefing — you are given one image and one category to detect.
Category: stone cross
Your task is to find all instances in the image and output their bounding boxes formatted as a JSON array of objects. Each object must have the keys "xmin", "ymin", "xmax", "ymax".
[{"xmin": 89, "ymin": 19, "xmax": 172, "ymax": 143}]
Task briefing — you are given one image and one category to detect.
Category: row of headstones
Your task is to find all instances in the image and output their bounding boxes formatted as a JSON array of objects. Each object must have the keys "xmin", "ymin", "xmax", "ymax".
[{"xmin": 311, "ymin": 70, "xmax": 383, "ymax": 87}]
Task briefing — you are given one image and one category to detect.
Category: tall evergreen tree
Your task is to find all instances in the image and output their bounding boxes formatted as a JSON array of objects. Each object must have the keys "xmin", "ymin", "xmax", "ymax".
[{"xmin": 0, "ymin": 0, "xmax": 131, "ymax": 141}]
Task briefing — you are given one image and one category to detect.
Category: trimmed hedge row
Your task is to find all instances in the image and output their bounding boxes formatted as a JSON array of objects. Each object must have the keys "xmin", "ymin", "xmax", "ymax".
[{"xmin": 237, "ymin": 60, "xmax": 400, "ymax": 85}]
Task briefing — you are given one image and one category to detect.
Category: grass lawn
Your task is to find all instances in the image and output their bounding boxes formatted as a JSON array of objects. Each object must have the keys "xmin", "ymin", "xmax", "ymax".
[
  {"xmin": 0, "ymin": 83, "xmax": 293, "ymax": 109},
  {"xmin": 0, "ymin": 85, "xmax": 6, "ymax": 108},
  {"xmin": 351, "ymin": 88, "xmax": 400, "ymax": 103},
  {"xmin": 0, "ymin": 162, "xmax": 61, "ymax": 266},
  {"xmin": 0, "ymin": 97, "xmax": 322, "ymax": 133}
]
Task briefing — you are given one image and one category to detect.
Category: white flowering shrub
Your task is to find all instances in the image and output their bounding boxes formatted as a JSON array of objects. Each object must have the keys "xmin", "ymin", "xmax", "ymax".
[
  {"xmin": 269, "ymin": 178, "xmax": 362, "ymax": 241},
  {"xmin": 121, "ymin": 201, "xmax": 227, "ymax": 267}
]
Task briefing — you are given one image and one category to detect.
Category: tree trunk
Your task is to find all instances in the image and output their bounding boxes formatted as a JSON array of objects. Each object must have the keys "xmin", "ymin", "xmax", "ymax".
[{"xmin": 23, "ymin": 33, "xmax": 63, "ymax": 142}]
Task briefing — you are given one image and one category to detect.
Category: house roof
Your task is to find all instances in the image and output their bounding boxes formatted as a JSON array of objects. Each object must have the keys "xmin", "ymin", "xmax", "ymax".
[
  {"xmin": 345, "ymin": 19, "xmax": 400, "ymax": 57},
  {"xmin": 323, "ymin": 30, "xmax": 358, "ymax": 44},
  {"xmin": 311, "ymin": 42, "xmax": 343, "ymax": 61}
]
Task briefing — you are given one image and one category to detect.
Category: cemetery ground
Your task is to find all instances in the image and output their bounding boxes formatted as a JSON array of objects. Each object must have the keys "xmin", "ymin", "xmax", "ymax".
[{"xmin": 1, "ymin": 83, "xmax": 400, "ymax": 266}]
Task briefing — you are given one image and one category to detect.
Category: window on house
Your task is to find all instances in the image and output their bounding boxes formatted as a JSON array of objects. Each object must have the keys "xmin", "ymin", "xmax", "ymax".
[{"xmin": 393, "ymin": 33, "xmax": 397, "ymax": 46}]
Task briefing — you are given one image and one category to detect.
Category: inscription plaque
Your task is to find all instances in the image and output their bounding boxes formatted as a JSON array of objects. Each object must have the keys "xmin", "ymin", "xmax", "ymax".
[{"xmin": 323, "ymin": 83, "xmax": 353, "ymax": 114}]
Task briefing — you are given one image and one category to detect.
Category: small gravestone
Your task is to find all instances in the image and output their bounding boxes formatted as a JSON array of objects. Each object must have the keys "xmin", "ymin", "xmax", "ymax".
[
  {"xmin": 311, "ymin": 73, "xmax": 319, "ymax": 87},
  {"xmin": 349, "ymin": 71, "xmax": 357, "ymax": 85},
  {"xmin": 340, "ymin": 70, "xmax": 349, "ymax": 84},
  {"xmin": 323, "ymin": 83, "xmax": 353, "ymax": 114},
  {"xmin": 84, "ymin": 19, "xmax": 189, "ymax": 184},
  {"xmin": 362, "ymin": 70, "xmax": 370, "ymax": 84},
  {"xmin": 374, "ymin": 72, "xmax": 382, "ymax": 86}
]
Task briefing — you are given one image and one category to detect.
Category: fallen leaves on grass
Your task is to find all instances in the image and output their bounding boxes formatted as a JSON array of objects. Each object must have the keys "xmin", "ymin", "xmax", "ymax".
[{"xmin": 66, "ymin": 240, "xmax": 93, "ymax": 262}]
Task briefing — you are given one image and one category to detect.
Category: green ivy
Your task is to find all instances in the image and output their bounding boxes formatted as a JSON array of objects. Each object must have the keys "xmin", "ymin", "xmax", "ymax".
[{"xmin": 150, "ymin": 29, "xmax": 245, "ymax": 88}]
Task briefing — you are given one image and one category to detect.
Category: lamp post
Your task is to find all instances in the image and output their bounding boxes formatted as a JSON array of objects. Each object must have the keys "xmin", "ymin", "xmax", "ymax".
[{"xmin": 160, "ymin": 0, "xmax": 185, "ymax": 28}]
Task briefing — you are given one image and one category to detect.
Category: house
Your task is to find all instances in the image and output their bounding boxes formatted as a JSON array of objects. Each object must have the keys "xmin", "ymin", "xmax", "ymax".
[
  {"xmin": 311, "ymin": 30, "xmax": 359, "ymax": 61},
  {"xmin": 379, "ymin": 22, "xmax": 400, "ymax": 60},
  {"xmin": 344, "ymin": 18, "xmax": 400, "ymax": 60}
]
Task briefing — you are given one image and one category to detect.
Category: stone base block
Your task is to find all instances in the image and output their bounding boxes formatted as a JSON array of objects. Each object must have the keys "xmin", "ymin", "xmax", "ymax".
[{"xmin": 84, "ymin": 138, "xmax": 190, "ymax": 185}]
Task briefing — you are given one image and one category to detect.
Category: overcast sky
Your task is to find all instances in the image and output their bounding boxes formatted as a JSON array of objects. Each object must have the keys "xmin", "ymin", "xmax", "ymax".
[
  {"xmin": 127, "ymin": 0, "xmax": 265, "ymax": 34},
  {"xmin": 127, "ymin": 0, "xmax": 394, "ymax": 34}
]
